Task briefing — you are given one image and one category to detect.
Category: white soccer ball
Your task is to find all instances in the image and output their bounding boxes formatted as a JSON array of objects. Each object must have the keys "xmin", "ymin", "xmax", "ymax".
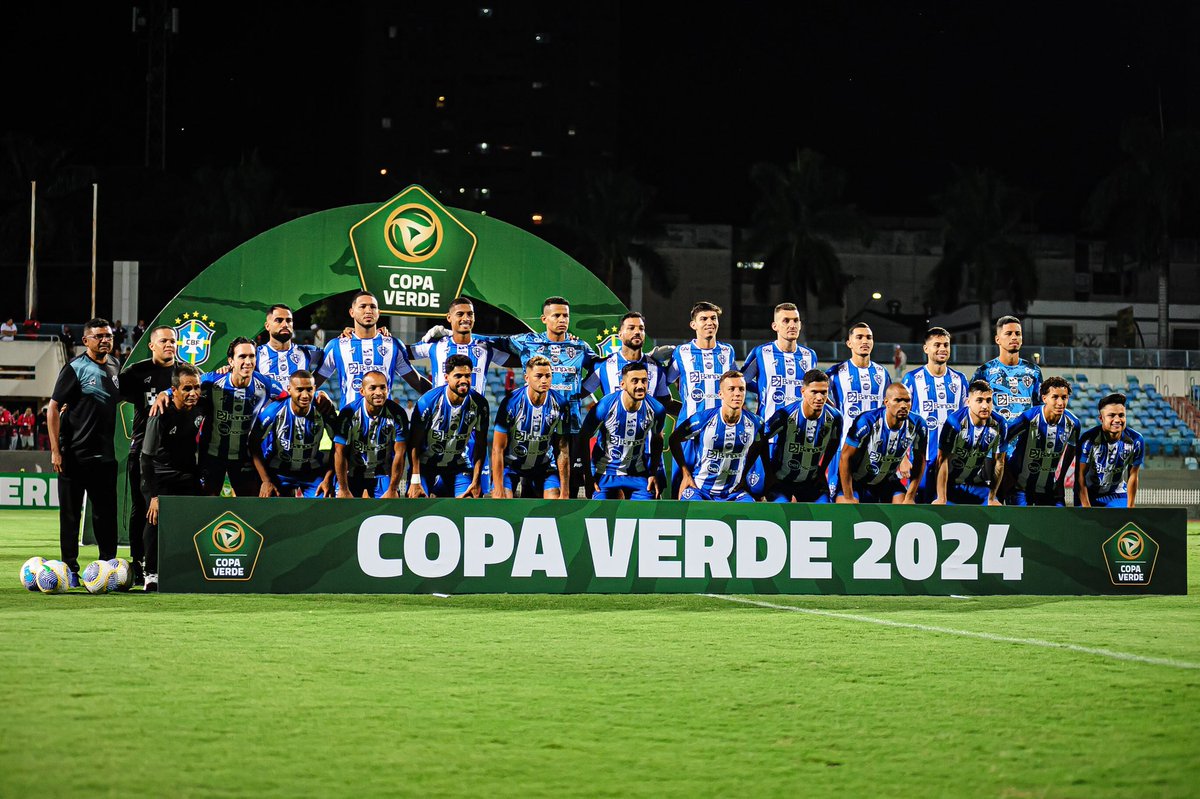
[
  {"xmin": 20, "ymin": 556, "xmax": 45, "ymax": 591},
  {"xmin": 107, "ymin": 558, "xmax": 133, "ymax": 592},
  {"xmin": 82, "ymin": 560, "xmax": 116, "ymax": 594},
  {"xmin": 37, "ymin": 560, "xmax": 70, "ymax": 594}
]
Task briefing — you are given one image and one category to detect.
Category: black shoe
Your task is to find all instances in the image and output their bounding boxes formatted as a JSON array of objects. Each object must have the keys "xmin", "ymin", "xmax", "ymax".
[
  {"xmin": 143, "ymin": 573, "xmax": 158, "ymax": 592},
  {"xmin": 131, "ymin": 561, "xmax": 145, "ymax": 588}
]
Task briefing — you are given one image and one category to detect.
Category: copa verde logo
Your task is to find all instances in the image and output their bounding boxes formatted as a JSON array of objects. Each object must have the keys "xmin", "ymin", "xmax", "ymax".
[
  {"xmin": 193, "ymin": 510, "xmax": 264, "ymax": 582},
  {"xmin": 1101, "ymin": 522, "xmax": 1159, "ymax": 586},
  {"xmin": 349, "ymin": 185, "xmax": 478, "ymax": 317}
]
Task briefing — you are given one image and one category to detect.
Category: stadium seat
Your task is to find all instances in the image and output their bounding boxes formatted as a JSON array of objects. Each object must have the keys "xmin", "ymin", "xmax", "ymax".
[
  {"xmin": 1126, "ymin": 375, "xmax": 1139, "ymax": 385},
  {"xmin": 1163, "ymin": 442, "xmax": 1177, "ymax": 456},
  {"xmin": 1075, "ymin": 373, "xmax": 1088, "ymax": 383}
]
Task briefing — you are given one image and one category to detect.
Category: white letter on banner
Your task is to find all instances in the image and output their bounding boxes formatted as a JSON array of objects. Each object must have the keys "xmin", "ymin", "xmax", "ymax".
[
  {"xmin": 736, "ymin": 520, "xmax": 787, "ymax": 578},
  {"xmin": 0, "ymin": 478, "xmax": 18, "ymax": 506},
  {"xmin": 789, "ymin": 521, "xmax": 832, "ymax": 579},
  {"xmin": 684, "ymin": 519, "xmax": 733, "ymax": 578},
  {"xmin": 25, "ymin": 478, "xmax": 47, "ymax": 506},
  {"xmin": 357, "ymin": 515, "xmax": 405, "ymax": 577},
  {"xmin": 638, "ymin": 519, "xmax": 682, "ymax": 578},
  {"xmin": 403, "ymin": 516, "xmax": 461, "ymax": 578},
  {"xmin": 512, "ymin": 518, "xmax": 567, "ymax": 577},
  {"xmin": 585, "ymin": 518, "xmax": 636, "ymax": 578},
  {"xmin": 463, "ymin": 517, "xmax": 515, "ymax": 577},
  {"xmin": 49, "ymin": 477, "xmax": 58, "ymax": 506}
]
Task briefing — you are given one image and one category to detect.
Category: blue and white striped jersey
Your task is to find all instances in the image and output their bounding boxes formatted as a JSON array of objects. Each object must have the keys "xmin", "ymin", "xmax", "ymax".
[
  {"xmin": 579, "ymin": 392, "xmax": 667, "ymax": 478},
  {"xmin": 582, "ymin": 351, "xmax": 671, "ymax": 401},
  {"xmin": 844, "ymin": 407, "xmax": 927, "ymax": 487},
  {"xmin": 254, "ymin": 400, "xmax": 333, "ymax": 477},
  {"xmin": 1078, "ymin": 426, "xmax": 1144, "ymax": 498},
  {"xmin": 826, "ymin": 360, "xmax": 891, "ymax": 439},
  {"xmin": 901, "ymin": 366, "xmax": 968, "ymax": 466},
  {"xmin": 255, "ymin": 343, "xmax": 323, "ymax": 388},
  {"xmin": 741, "ymin": 342, "xmax": 818, "ymax": 420},
  {"xmin": 1004, "ymin": 406, "xmax": 1081, "ymax": 494},
  {"xmin": 494, "ymin": 387, "xmax": 569, "ymax": 472},
  {"xmin": 317, "ymin": 334, "xmax": 415, "ymax": 409},
  {"xmin": 674, "ymin": 407, "xmax": 764, "ymax": 497},
  {"xmin": 494, "ymin": 333, "xmax": 596, "ymax": 433},
  {"xmin": 938, "ymin": 407, "xmax": 1008, "ymax": 487},
  {"xmin": 667, "ymin": 341, "xmax": 738, "ymax": 420},
  {"xmin": 972, "ymin": 358, "xmax": 1042, "ymax": 424},
  {"xmin": 408, "ymin": 335, "xmax": 511, "ymax": 395},
  {"xmin": 411, "ymin": 386, "xmax": 490, "ymax": 471},
  {"xmin": 333, "ymin": 398, "xmax": 407, "ymax": 478},
  {"xmin": 764, "ymin": 402, "xmax": 842, "ymax": 484},
  {"xmin": 199, "ymin": 371, "xmax": 285, "ymax": 461}
]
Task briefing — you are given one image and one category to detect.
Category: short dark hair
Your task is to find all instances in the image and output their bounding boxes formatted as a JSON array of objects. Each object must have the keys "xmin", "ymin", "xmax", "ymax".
[
  {"xmin": 290, "ymin": 369, "xmax": 314, "ymax": 383},
  {"xmin": 267, "ymin": 303, "xmax": 292, "ymax": 316},
  {"xmin": 1098, "ymin": 392, "xmax": 1126, "ymax": 412},
  {"xmin": 542, "ymin": 296, "xmax": 569, "ymax": 310},
  {"xmin": 774, "ymin": 302, "xmax": 799, "ymax": 316},
  {"xmin": 84, "ymin": 318, "xmax": 112, "ymax": 334},
  {"xmin": 619, "ymin": 361, "xmax": 649, "ymax": 377},
  {"xmin": 885, "ymin": 382, "xmax": 910, "ymax": 398},
  {"xmin": 149, "ymin": 324, "xmax": 176, "ymax": 339},
  {"xmin": 1040, "ymin": 375, "xmax": 1072, "ymax": 396},
  {"xmin": 925, "ymin": 327, "xmax": 951, "ymax": 341},
  {"xmin": 690, "ymin": 301, "xmax": 722, "ymax": 320},
  {"xmin": 351, "ymin": 290, "xmax": 376, "ymax": 304},
  {"xmin": 619, "ymin": 311, "xmax": 645, "ymax": 326},
  {"xmin": 847, "ymin": 322, "xmax": 872, "ymax": 338},
  {"xmin": 968, "ymin": 379, "xmax": 993, "ymax": 395},
  {"xmin": 171, "ymin": 363, "xmax": 201, "ymax": 387},
  {"xmin": 718, "ymin": 369, "xmax": 744, "ymax": 387},
  {"xmin": 362, "ymin": 370, "xmax": 388, "ymax": 385},
  {"xmin": 802, "ymin": 369, "xmax": 829, "ymax": 387},
  {"xmin": 448, "ymin": 296, "xmax": 473, "ymax": 309},
  {"xmin": 226, "ymin": 336, "xmax": 255, "ymax": 360},
  {"xmin": 444, "ymin": 354, "xmax": 473, "ymax": 374},
  {"xmin": 995, "ymin": 315, "xmax": 1021, "ymax": 333}
]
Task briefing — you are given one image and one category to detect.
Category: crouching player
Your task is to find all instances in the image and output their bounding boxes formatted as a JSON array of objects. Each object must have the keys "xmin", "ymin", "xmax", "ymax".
[
  {"xmin": 836, "ymin": 383, "xmax": 926, "ymax": 504},
  {"xmin": 1076, "ymin": 392, "xmax": 1143, "ymax": 508},
  {"xmin": 332, "ymin": 371, "xmax": 407, "ymax": 498},
  {"xmin": 250, "ymin": 370, "xmax": 336, "ymax": 497},
  {"xmin": 408, "ymin": 354, "xmax": 490, "ymax": 498},
  {"xmin": 578, "ymin": 362, "xmax": 667, "ymax": 499},
  {"xmin": 761, "ymin": 369, "xmax": 841, "ymax": 502},
  {"xmin": 1000, "ymin": 376, "xmax": 1080, "ymax": 506},
  {"xmin": 669, "ymin": 370, "xmax": 765, "ymax": 502},
  {"xmin": 491, "ymin": 355, "xmax": 570, "ymax": 498},
  {"xmin": 931, "ymin": 380, "xmax": 1007, "ymax": 505}
]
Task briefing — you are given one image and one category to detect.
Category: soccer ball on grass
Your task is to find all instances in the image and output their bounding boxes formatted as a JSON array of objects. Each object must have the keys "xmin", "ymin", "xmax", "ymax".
[
  {"xmin": 37, "ymin": 560, "xmax": 70, "ymax": 594},
  {"xmin": 82, "ymin": 560, "xmax": 117, "ymax": 594},
  {"xmin": 20, "ymin": 557, "xmax": 45, "ymax": 591}
]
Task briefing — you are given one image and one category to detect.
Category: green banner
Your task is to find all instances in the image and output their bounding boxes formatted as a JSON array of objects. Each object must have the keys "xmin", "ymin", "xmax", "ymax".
[
  {"xmin": 0, "ymin": 472, "xmax": 58, "ymax": 509},
  {"xmin": 159, "ymin": 498, "xmax": 1187, "ymax": 595}
]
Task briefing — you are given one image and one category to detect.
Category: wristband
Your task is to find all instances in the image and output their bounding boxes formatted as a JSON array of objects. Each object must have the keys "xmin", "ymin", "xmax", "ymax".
[{"xmin": 410, "ymin": 475, "xmax": 421, "ymax": 486}]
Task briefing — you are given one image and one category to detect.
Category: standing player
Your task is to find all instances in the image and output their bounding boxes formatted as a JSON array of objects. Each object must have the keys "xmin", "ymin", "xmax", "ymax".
[
  {"xmin": 408, "ymin": 355, "xmax": 490, "ymax": 498},
  {"xmin": 666, "ymin": 302, "xmax": 738, "ymax": 421},
  {"xmin": 333, "ymin": 371, "xmax": 408, "ymax": 499},
  {"xmin": 1000, "ymin": 376, "xmax": 1080, "ymax": 506},
  {"xmin": 826, "ymin": 322, "xmax": 890, "ymax": 492},
  {"xmin": 1076, "ymin": 392, "xmax": 1144, "ymax": 508},
  {"xmin": 491, "ymin": 355, "xmax": 571, "ymax": 499},
  {"xmin": 578, "ymin": 362, "xmax": 667, "ymax": 500},
  {"xmin": 409, "ymin": 296, "xmax": 512, "ymax": 394},
  {"xmin": 901, "ymin": 327, "xmax": 968, "ymax": 502},
  {"xmin": 250, "ymin": 370, "xmax": 336, "ymax": 497},
  {"xmin": 762, "ymin": 369, "xmax": 842, "ymax": 502},
  {"xmin": 972, "ymin": 315, "xmax": 1042, "ymax": 427},
  {"xmin": 256, "ymin": 304, "xmax": 324, "ymax": 388},
  {"xmin": 581, "ymin": 312, "xmax": 677, "ymax": 412},
  {"xmin": 669, "ymin": 370, "xmax": 765, "ymax": 502},
  {"xmin": 835, "ymin": 383, "xmax": 925, "ymax": 504},
  {"xmin": 931, "ymin": 380, "xmax": 1007, "ymax": 505},
  {"xmin": 742, "ymin": 303, "xmax": 818, "ymax": 421}
]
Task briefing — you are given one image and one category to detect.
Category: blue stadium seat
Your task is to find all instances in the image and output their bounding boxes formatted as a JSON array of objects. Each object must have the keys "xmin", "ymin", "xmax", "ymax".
[
  {"xmin": 1126, "ymin": 375, "xmax": 1139, "ymax": 385},
  {"xmin": 1075, "ymin": 373, "xmax": 1089, "ymax": 383},
  {"xmin": 1163, "ymin": 442, "xmax": 1178, "ymax": 456},
  {"xmin": 1145, "ymin": 439, "xmax": 1161, "ymax": 456}
]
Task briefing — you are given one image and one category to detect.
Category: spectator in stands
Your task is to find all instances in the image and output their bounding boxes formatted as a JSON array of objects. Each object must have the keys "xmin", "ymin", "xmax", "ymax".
[
  {"xmin": 132, "ymin": 319, "xmax": 146, "ymax": 345},
  {"xmin": 892, "ymin": 344, "xmax": 908, "ymax": 381},
  {"xmin": 36, "ymin": 406, "xmax": 50, "ymax": 450},
  {"xmin": 21, "ymin": 316, "xmax": 40, "ymax": 339},
  {"xmin": 0, "ymin": 317, "xmax": 17, "ymax": 340},
  {"xmin": 17, "ymin": 407, "xmax": 34, "ymax": 450},
  {"xmin": 60, "ymin": 324, "xmax": 76, "ymax": 358},
  {"xmin": 0, "ymin": 405, "xmax": 12, "ymax": 450},
  {"xmin": 113, "ymin": 320, "xmax": 128, "ymax": 355}
]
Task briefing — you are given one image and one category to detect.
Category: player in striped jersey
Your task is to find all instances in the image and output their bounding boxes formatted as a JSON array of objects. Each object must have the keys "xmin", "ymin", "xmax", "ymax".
[
  {"xmin": 741, "ymin": 303, "xmax": 818, "ymax": 421},
  {"xmin": 836, "ymin": 383, "xmax": 926, "ymax": 504},
  {"xmin": 581, "ymin": 312, "xmax": 677, "ymax": 411},
  {"xmin": 1076, "ymin": 392, "xmax": 1143, "ymax": 508},
  {"xmin": 250, "ymin": 370, "xmax": 336, "ymax": 497},
  {"xmin": 666, "ymin": 301, "xmax": 738, "ymax": 421},
  {"xmin": 578, "ymin": 362, "xmax": 667, "ymax": 500},
  {"xmin": 972, "ymin": 315, "xmax": 1042, "ymax": 427},
  {"xmin": 408, "ymin": 296, "xmax": 512, "ymax": 395},
  {"xmin": 931, "ymin": 380, "xmax": 1008, "ymax": 505},
  {"xmin": 762, "ymin": 369, "xmax": 842, "ymax": 502},
  {"xmin": 826, "ymin": 322, "xmax": 890, "ymax": 493},
  {"xmin": 1000, "ymin": 376, "xmax": 1080, "ymax": 506},
  {"xmin": 669, "ymin": 370, "xmax": 765, "ymax": 502},
  {"xmin": 255, "ymin": 304, "xmax": 324, "ymax": 388},
  {"xmin": 315, "ymin": 291, "xmax": 431, "ymax": 408},
  {"xmin": 900, "ymin": 327, "xmax": 968, "ymax": 502},
  {"xmin": 491, "ymin": 355, "xmax": 571, "ymax": 498},
  {"xmin": 408, "ymin": 355, "xmax": 491, "ymax": 498},
  {"xmin": 333, "ymin": 371, "xmax": 408, "ymax": 499}
]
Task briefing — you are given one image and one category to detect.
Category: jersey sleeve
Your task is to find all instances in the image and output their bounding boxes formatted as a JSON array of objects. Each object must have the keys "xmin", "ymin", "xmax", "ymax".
[
  {"xmin": 1004, "ymin": 409, "xmax": 1031, "ymax": 444},
  {"xmin": 263, "ymin": 373, "xmax": 287, "ymax": 400},
  {"xmin": 332, "ymin": 408, "xmax": 354, "ymax": 446},
  {"xmin": 1077, "ymin": 430, "xmax": 1095, "ymax": 465},
  {"xmin": 578, "ymin": 398, "xmax": 602, "ymax": 440},
  {"xmin": 316, "ymin": 342, "xmax": 339, "ymax": 380},
  {"xmin": 938, "ymin": 418, "xmax": 960, "ymax": 456},
  {"xmin": 646, "ymin": 397, "xmax": 667, "ymax": 433},
  {"xmin": 673, "ymin": 410, "xmax": 703, "ymax": 442},
  {"xmin": 825, "ymin": 365, "xmax": 843, "ymax": 410},
  {"xmin": 845, "ymin": 412, "xmax": 871, "ymax": 448},
  {"xmin": 50, "ymin": 363, "xmax": 81, "ymax": 405},
  {"xmin": 390, "ymin": 343, "xmax": 415, "ymax": 379},
  {"xmin": 487, "ymin": 343, "xmax": 514, "ymax": 369},
  {"xmin": 971, "ymin": 364, "xmax": 987, "ymax": 383},
  {"xmin": 665, "ymin": 349, "xmax": 683, "ymax": 384},
  {"xmin": 740, "ymin": 349, "xmax": 760, "ymax": 392},
  {"xmin": 581, "ymin": 366, "xmax": 603, "ymax": 396},
  {"xmin": 494, "ymin": 393, "xmax": 513, "ymax": 435},
  {"xmin": 765, "ymin": 407, "xmax": 789, "ymax": 440},
  {"xmin": 408, "ymin": 341, "xmax": 433, "ymax": 362},
  {"xmin": 1131, "ymin": 433, "xmax": 1145, "ymax": 467},
  {"xmin": 472, "ymin": 394, "xmax": 490, "ymax": 436}
]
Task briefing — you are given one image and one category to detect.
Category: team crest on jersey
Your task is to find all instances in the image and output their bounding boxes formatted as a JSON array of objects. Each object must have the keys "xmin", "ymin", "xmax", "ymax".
[{"xmin": 173, "ymin": 312, "xmax": 217, "ymax": 366}]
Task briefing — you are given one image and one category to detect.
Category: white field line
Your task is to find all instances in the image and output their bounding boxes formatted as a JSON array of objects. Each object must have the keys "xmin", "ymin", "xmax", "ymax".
[{"xmin": 702, "ymin": 594, "xmax": 1200, "ymax": 671}]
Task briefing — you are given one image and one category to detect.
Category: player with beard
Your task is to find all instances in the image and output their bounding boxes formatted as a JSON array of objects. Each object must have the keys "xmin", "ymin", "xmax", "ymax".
[
  {"xmin": 1076, "ymin": 393, "xmax": 1144, "ymax": 508},
  {"xmin": 669, "ymin": 370, "xmax": 765, "ymax": 502},
  {"xmin": 835, "ymin": 383, "xmax": 926, "ymax": 504},
  {"xmin": 972, "ymin": 315, "xmax": 1042, "ymax": 428},
  {"xmin": 251, "ymin": 370, "xmax": 336, "ymax": 497},
  {"xmin": 409, "ymin": 296, "xmax": 513, "ymax": 395},
  {"xmin": 931, "ymin": 380, "xmax": 1008, "ymax": 505},
  {"xmin": 825, "ymin": 322, "xmax": 890, "ymax": 495},
  {"xmin": 491, "ymin": 355, "xmax": 571, "ymax": 499},
  {"xmin": 1000, "ymin": 376, "xmax": 1080, "ymax": 506},
  {"xmin": 900, "ymin": 327, "xmax": 968, "ymax": 502},
  {"xmin": 578, "ymin": 362, "xmax": 667, "ymax": 500},
  {"xmin": 333, "ymin": 371, "xmax": 408, "ymax": 499},
  {"xmin": 581, "ymin": 312, "xmax": 677, "ymax": 412},
  {"xmin": 762, "ymin": 369, "xmax": 842, "ymax": 503},
  {"xmin": 408, "ymin": 354, "xmax": 490, "ymax": 498},
  {"xmin": 256, "ymin": 304, "xmax": 324, "ymax": 388}
]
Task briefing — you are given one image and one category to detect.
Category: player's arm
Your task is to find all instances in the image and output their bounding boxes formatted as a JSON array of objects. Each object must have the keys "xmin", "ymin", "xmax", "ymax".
[
  {"xmin": 987, "ymin": 451, "xmax": 1005, "ymax": 506},
  {"xmin": 248, "ymin": 412, "xmax": 279, "ymax": 498},
  {"xmin": 490, "ymin": 397, "xmax": 511, "ymax": 499},
  {"xmin": 931, "ymin": 421, "xmax": 956, "ymax": 505},
  {"xmin": 734, "ymin": 438, "xmax": 767, "ymax": 497},
  {"xmin": 1126, "ymin": 464, "xmax": 1140, "ymax": 508},
  {"xmin": 553, "ymin": 432, "xmax": 571, "ymax": 500},
  {"xmin": 1076, "ymin": 453, "xmax": 1093, "ymax": 508},
  {"xmin": 836, "ymin": 442, "xmax": 858, "ymax": 503},
  {"xmin": 901, "ymin": 434, "xmax": 926, "ymax": 504},
  {"xmin": 386, "ymin": 437, "xmax": 407, "ymax": 500},
  {"xmin": 462, "ymin": 397, "xmax": 490, "ymax": 498},
  {"xmin": 402, "ymin": 369, "xmax": 433, "ymax": 395},
  {"xmin": 47, "ymin": 364, "xmax": 81, "ymax": 473},
  {"xmin": 668, "ymin": 416, "xmax": 698, "ymax": 493},
  {"xmin": 333, "ymin": 442, "xmax": 354, "ymax": 498},
  {"xmin": 647, "ymin": 427, "xmax": 665, "ymax": 499},
  {"xmin": 740, "ymin": 352, "xmax": 760, "ymax": 396},
  {"xmin": 141, "ymin": 414, "xmax": 165, "ymax": 524},
  {"xmin": 407, "ymin": 411, "xmax": 428, "ymax": 499}
]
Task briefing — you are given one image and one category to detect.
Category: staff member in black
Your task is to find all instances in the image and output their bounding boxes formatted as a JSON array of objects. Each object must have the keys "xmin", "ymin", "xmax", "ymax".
[
  {"xmin": 140, "ymin": 363, "xmax": 205, "ymax": 592},
  {"xmin": 48, "ymin": 318, "xmax": 122, "ymax": 582}
]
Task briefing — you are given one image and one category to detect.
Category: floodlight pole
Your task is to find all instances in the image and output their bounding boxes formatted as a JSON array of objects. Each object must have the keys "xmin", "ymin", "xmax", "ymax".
[{"xmin": 26, "ymin": 181, "xmax": 36, "ymax": 320}]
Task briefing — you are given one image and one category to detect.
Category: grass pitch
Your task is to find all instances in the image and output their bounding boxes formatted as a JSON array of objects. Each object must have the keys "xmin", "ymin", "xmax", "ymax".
[{"xmin": 1, "ymin": 510, "xmax": 1197, "ymax": 798}]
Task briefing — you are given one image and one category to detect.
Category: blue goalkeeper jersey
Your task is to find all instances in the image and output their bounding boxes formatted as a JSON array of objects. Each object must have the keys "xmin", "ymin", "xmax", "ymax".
[
  {"xmin": 764, "ymin": 402, "xmax": 842, "ymax": 484},
  {"xmin": 938, "ymin": 407, "xmax": 1008, "ymax": 487},
  {"xmin": 582, "ymin": 351, "xmax": 671, "ymax": 401},
  {"xmin": 902, "ymin": 366, "xmax": 968, "ymax": 467},
  {"xmin": 667, "ymin": 340, "xmax": 738, "ymax": 420},
  {"xmin": 1078, "ymin": 426, "xmax": 1144, "ymax": 498},
  {"xmin": 333, "ymin": 398, "xmax": 407, "ymax": 479},
  {"xmin": 1004, "ymin": 406, "xmax": 1081, "ymax": 495},
  {"xmin": 255, "ymin": 343, "xmax": 323, "ymax": 389},
  {"xmin": 741, "ymin": 342, "xmax": 818, "ymax": 420},
  {"xmin": 199, "ymin": 371, "xmax": 285, "ymax": 462},
  {"xmin": 674, "ymin": 407, "xmax": 764, "ymax": 498},
  {"xmin": 972, "ymin": 358, "xmax": 1042, "ymax": 424},
  {"xmin": 317, "ymin": 334, "xmax": 415, "ymax": 409},
  {"xmin": 496, "ymin": 332, "xmax": 596, "ymax": 434},
  {"xmin": 844, "ymin": 407, "xmax": 927, "ymax": 487},
  {"xmin": 410, "ymin": 386, "xmax": 490, "ymax": 471},
  {"xmin": 408, "ymin": 335, "xmax": 512, "ymax": 395},
  {"xmin": 254, "ymin": 400, "xmax": 332, "ymax": 478},
  {"xmin": 494, "ymin": 387, "xmax": 569, "ymax": 472},
  {"xmin": 579, "ymin": 392, "xmax": 667, "ymax": 478}
]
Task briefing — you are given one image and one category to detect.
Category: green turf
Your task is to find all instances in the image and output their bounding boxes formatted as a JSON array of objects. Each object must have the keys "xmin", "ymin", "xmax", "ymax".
[{"xmin": 2, "ymin": 510, "xmax": 1197, "ymax": 798}]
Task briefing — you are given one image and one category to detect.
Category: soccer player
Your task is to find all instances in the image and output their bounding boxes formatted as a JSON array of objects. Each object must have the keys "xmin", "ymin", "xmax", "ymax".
[
  {"xmin": 1000, "ymin": 376, "xmax": 1080, "ymax": 507},
  {"xmin": 316, "ymin": 291, "xmax": 432, "ymax": 409},
  {"xmin": 408, "ymin": 354, "xmax": 491, "ymax": 498},
  {"xmin": 901, "ymin": 327, "xmax": 968, "ymax": 502},
  {"xmin": 742, "ymin": 302, "xmax": 818, "ymax": 421},
  {"xmin": 140, "ymin": 363, "xmax": 205, "ymax": 592},
  {"xmin": 48, "ymin": 318, "xmax": 122, "ymax": 582},
  {"xmin": 1077, "ymin": 392, "xmax": 1144, "ymax": 508},
  {"xmin": 931, "ymin": 380, "xmax": 1008, "ymax": 505},
  {"xmin": 669, "ymin": 370, "xmax": 765, "ymax": 502},
  {"xmin": 762, "ymin": 369, "xmax": 842, "ymax": 502},
  {"xmin": 972, "ymin": 315, "xmax": 1042, "ymax": 426},
  {"xmin": 333, "ymin": 371, "xmax": 408, "ymax": 499},
  {"xmin": 826, "ymin": 322, "xmax": 890, "ymax": 492},
  {"xmin": 491, "ymin": 355, "xmax": 571, "ymax": 499},
  {"xmin": 251, "ymin": 370, "xmax": 336, "ymax": 497},
  {"xmin": 836, "ymin": 383, "xmax": 926, "ymax": 504},
  {"xmin": 409, "ymin": 296, "xmax": 513, "ymax": 394},
  {"xmin": 666, "ymin": 301, "xmax": 738, "ymax": 421},
  {"xmin": 578, "ymin": 361, "xmax": 668, "ymax": 500},
  {"xmin": 581, "ymin": 312, "xmax": 677, "ymax": 412},
  {"xmin": 256, "ymin": 303, "xmax": 325, "ymax": 388}
]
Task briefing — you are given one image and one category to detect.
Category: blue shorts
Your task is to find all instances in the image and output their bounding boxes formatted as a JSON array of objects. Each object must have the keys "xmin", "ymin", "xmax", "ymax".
[
  {"xmin": 837, "ymin": 478, "xmax": 905, "ymax": 504},
  {"xmin": 945, "ymin": 484, "xmax": 990, "ymax": 505},
  {"xmin": 594, "ymin": 474, "xmax": 656, "ymax": 500},
  {"xmin": 421, "ymin": 468, "xmax": 474, "ymax": 498},
  {"xmin": 345, "ymin": 474, "xmax": 391, "ymax": 498},
  {"xmin": 679, "ymin": 486, "xmax": 755, "ymax": 502},
  {"xmin": 766, "ymin": 480, "xmax": 831, "ymax": 503},
  {"xmin": 276, "ymin": 472, "xmax": 328, "ymax": 498},
  {"xmin": 502, "ymin": 464, "xmax": 561, "ymax": 496},
  {"xmin": 1090, "ymin": 493, "xmax": 1128, "ymax": 508},
  {"xmin": 1007, "ymin": 489, "xmax": 1063, "ymax": 507}
]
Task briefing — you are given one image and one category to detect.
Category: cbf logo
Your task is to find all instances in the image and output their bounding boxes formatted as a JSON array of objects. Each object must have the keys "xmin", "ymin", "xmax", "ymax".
[
  {"xmin": 1101, "ymin": 523, "xmax": 1159, "ymax": 587},
  {"xmin": 349, "ymin": 185, "xmax": 477, "ymax": 318},
  {"xmin": 193, "ymin": 511, "xmax": 265, "ymax": 583},
  {"xmin": 594, "ymin": 324, "xmax": 621, "ymax": 356},
  {"xmin": 173, "ymin": 311, "xmax": 217, "ymax": 366}
]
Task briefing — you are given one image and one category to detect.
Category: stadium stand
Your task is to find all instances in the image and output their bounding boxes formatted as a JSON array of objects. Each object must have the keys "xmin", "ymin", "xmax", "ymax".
[{"xmin": 1069, "ymin": 373, "xmax": 1200, "ymax": 456}]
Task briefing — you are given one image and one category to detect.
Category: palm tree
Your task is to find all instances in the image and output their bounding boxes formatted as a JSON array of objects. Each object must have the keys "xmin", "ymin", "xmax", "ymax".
[
  {"xmin": 926, "ymin": 167, "xmax": 1038, "ymax": 343},
  {"xmin": 742, "ymin": 149, "xmax": 870, "ymax": 331},
  {"xmin": 1084, "ymin": 117, "xmax": 1200, "ymax": 347}
]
